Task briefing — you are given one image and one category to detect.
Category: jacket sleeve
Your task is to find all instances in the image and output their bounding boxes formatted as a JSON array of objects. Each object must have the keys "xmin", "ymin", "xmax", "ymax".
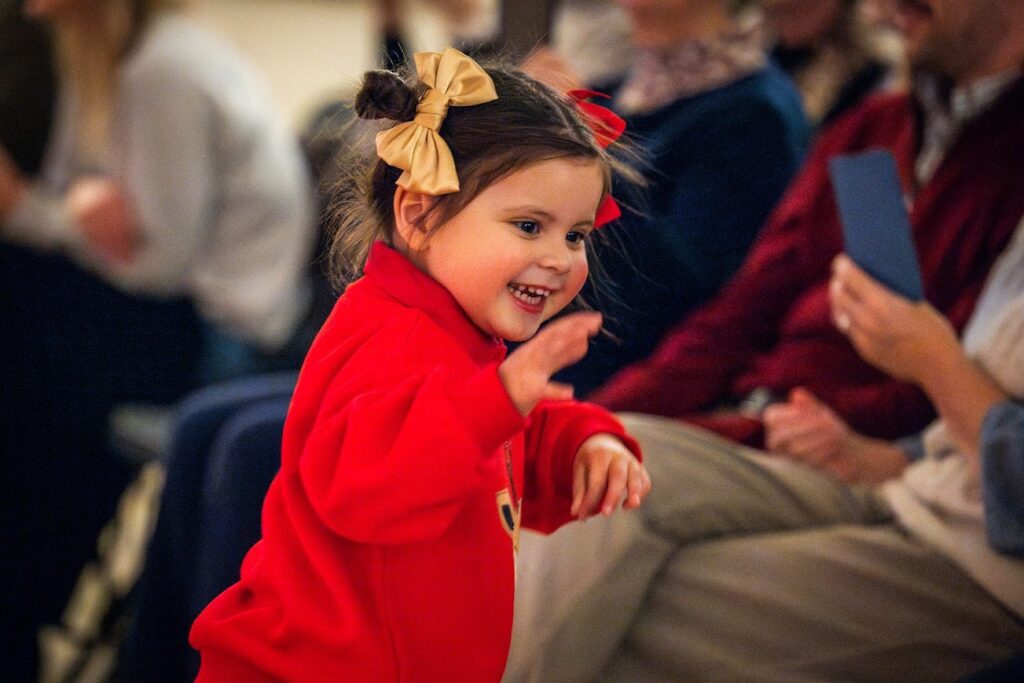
[
  {"xmin": 520, "ymin": 400, "xmax": 642, "ymax": 533},
  {"xmin": 980, "ymin": 401, "xmax": 1024, "ymax": 556},
  {"xmin": 297, "ymin": 350, "xmax": 525, "ymax": 545}
]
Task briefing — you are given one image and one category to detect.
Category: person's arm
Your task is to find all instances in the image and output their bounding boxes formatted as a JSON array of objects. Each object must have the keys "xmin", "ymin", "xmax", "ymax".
[
  {"xmin": 765, "ymin": 255, "xmax": 1011, "ymax": 484},
  {"xmin": 521, "ymin": 399, "xmax": 645, "ymax": 533},
  {"xmin": 830, "ymin": 255, "xmax": 1007, "ymax": 459}
]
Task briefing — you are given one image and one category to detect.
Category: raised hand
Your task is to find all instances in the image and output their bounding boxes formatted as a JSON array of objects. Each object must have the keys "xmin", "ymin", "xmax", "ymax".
[{"xmin": 499, "ymin": 311, "xmax": 602, "ymax": 416}]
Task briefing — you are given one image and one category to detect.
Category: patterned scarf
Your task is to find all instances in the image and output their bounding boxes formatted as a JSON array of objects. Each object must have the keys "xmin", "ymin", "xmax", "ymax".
[{"xmin": 616, "ymin": 13, "xmax": 766, "ymax": 115}]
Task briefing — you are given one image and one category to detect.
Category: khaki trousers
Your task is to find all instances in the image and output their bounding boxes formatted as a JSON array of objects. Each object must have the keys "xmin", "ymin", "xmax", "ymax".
[{"xmin": 505, "ymin": 415, "xmax": 1024, "ymax": 683}]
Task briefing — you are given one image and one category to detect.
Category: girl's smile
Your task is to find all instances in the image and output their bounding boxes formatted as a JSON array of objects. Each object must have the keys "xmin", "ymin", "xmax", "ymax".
[
  {"xmin": 507, "ymin": 283, "xmax": 553, "ymax": 314},
  {"xmin": 398, "ymin": 157, "xmax": 606, "ymax": 342}
]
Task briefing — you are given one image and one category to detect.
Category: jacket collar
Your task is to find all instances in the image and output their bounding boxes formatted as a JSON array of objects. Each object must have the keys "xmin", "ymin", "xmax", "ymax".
[{"xmin": 363, "ymin": 241, "xmax": 506, "ymax": 365}]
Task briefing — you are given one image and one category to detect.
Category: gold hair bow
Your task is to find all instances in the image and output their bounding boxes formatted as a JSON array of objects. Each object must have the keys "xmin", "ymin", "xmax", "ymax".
[{"xmin": 375, "ymin": 47, "xmax": 498, "ymax": 196}]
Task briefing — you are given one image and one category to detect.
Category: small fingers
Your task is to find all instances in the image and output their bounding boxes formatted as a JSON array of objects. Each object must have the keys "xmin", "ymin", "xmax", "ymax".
[
  {"xmin": 623, "ymin": 460, "xmax": 651, "ymax": 509},
  {"xmin": 571, "ymin": 458, "xmax": 586, "ymax": 517},
  {"xmin": 598, "ymin": 455, "xmax": 630, "ymax": 516},
  {"xmin": 578, "ymin": 456, "xmax": 609, "ymax": 519}
]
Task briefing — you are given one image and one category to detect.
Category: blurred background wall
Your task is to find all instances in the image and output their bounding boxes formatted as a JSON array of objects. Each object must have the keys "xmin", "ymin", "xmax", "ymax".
[{"xmin": 192, "ymin": 0, "xmax": 452, "ymax": 126}]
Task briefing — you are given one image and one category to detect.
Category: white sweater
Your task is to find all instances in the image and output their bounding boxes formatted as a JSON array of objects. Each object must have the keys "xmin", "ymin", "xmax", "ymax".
[
  {"xmin": 883, "ymin": 217, "xmax": 1024, "ymax": 618},
  {"xmin": 3, "ymin": 13, "xmax": 314, "ymax": 350}
]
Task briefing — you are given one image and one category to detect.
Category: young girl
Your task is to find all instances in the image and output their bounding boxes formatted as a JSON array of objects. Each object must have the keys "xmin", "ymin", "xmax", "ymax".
[{"xmin": 190, "ymin": 47, "xmax": 650, "ymax": 681}]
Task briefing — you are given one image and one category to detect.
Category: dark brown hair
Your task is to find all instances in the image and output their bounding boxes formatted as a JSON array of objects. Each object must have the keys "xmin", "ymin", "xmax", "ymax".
[{"xmin": 328, "ymin": 60, "xmax": 634, "ymax": 285}]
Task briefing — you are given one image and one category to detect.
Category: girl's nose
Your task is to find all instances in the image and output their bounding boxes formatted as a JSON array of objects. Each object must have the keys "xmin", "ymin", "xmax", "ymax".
[{"xmin": 538, "ymin": 241, "xmax": 573, "ymax": 274}]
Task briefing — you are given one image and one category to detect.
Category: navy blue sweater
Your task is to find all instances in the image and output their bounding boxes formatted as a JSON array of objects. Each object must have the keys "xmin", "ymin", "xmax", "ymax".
[{"xmin": 562, "ymin": 64, "xmax": 809, "ymax": 396}]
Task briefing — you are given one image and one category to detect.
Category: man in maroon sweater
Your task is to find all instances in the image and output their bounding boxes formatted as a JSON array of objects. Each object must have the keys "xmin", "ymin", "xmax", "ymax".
[
  {"xmin": 505, "ymin": 4, "xmax": 1024, "ymax": 682},
  {"xmin": 589, "ymin": 0, "xmax": 1024, "ymax": 448}
]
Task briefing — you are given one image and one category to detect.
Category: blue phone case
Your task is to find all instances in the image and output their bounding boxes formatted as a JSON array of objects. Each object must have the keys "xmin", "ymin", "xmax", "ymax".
[{"xmin": 828, "ymin": 149, "xmax": 924, "ymax": 301}]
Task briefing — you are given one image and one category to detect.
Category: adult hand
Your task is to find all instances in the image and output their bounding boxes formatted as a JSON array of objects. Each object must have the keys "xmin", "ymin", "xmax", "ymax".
[
  {"xmin": 499, "ymin": 311, "xmax": 602, "ymax": 416},
  {"xmin": 763, "ymin": 387, "xmax": 857, "ymax": 477},
  {"xmin": 67, "ymin": 177, "xmax": 139, "ymax": 262},
  {"xmin": 571, "ymin": 433, "xmax": 651, "ymax": 520},
  {"xmin": 764, "ymin": 386, "xmax": 909, "ymax": 484},
  {"xmin": 829, "ymin": 254, "xmax": 960, "ymax": 385},
  {"xmin": 0, "ymin": 145, "xmax": 27, "ymax": 222}
]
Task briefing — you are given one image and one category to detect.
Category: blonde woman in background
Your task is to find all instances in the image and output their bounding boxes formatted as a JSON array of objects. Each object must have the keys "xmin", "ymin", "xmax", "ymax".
[
  {"xmin": 0, "ymin": 0, "xmax": 315, "ymax": 372},
  {"xmin": 0, "ymin": 1, "xmax": 313, "ymax": 679}
]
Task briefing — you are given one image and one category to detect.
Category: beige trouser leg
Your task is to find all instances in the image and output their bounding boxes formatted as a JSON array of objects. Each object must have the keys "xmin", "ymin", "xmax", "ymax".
[
  {"xmin": 504, "ymin": 415, "xmax": 889, "ymax": 683},
  {"xmin": 604, "ymin": 525, "xmax": 1024, "ymax": 683}
]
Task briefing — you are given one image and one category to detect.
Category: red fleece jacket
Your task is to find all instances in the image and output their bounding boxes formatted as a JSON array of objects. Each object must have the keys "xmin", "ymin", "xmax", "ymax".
[
  {"xmin": 190, "ymin": 242, "xmax": 640, "ymax": 682},
  {"xmin": 592, "ymin": 78, "xmax": 1024, "ymax": 445}
]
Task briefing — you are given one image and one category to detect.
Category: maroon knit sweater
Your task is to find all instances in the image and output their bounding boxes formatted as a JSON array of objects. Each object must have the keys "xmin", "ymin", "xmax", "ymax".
[{"xmin": 592, "ymin": 77, "xmax": 1024, "ymax": 446}]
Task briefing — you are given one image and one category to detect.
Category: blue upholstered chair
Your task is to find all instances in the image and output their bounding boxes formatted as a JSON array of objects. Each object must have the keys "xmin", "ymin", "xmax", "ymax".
[
  {"xmin": 117, "ymin": 374, "xmax": 296, "ymax": 682},
  {"xmin": 190, "ymin": 397, "xmax": 291, "ymax": 623}
]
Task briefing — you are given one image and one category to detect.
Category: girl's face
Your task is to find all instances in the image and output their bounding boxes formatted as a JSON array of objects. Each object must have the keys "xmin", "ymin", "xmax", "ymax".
[{"xmin": 405, "ymin": 157, "xmax": 605, "ymax": 342}]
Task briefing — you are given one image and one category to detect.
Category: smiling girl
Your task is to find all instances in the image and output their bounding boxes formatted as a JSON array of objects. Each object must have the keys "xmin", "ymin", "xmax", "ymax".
[{"xmin": 189, "ymin": 48, "xmax": 650, "ymax": 681}]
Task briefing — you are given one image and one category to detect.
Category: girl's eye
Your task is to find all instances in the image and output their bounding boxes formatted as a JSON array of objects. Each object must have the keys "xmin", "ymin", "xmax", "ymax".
[
  {"xmin": 514, "ymin": 221, "xmax": 540, "ymax": 235},
  {"xmin": 566, "ymin": 230, "xmax": 588, "ymax": 245}
]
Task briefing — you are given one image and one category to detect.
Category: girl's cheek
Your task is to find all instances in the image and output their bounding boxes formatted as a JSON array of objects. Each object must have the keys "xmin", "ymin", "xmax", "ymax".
[{"xmin": 567, "ymin": 258, "xmax": 589, "ymax": 299}]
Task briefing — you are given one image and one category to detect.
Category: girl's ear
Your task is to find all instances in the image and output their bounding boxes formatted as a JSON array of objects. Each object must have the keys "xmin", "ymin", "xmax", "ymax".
[{"xmin": 393, "ymin": 186, "xmax": 439, "ymax": 251}]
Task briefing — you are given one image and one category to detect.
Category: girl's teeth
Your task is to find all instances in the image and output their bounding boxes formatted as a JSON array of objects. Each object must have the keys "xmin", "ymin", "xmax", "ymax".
[{"xmin": 508, "ymin": 284, "xmax": 550, "ymax": 305}]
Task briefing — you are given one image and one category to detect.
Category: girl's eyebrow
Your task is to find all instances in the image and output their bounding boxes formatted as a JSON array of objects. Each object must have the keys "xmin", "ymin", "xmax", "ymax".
[
  {"xmin": 502, "ymin": 205, "xmax": 557, "ymax": 220},
  {"xmin": 503, "ymin": 205, "xmax": 594, "ymax": 229}
]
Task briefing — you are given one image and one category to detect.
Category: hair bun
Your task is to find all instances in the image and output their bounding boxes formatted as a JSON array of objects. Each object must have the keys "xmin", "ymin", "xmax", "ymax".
[{"xmin": 355, "ymin": 70, "xmax": 418, "ymax": 122}]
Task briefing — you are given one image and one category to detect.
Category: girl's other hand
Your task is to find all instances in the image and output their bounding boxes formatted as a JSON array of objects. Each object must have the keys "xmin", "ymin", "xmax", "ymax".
[
  {"xmin": 67, "ymin": 177, "xmax": 139, "ymax": 263},
  {"xmin": 499, "ymin": 312, "xmax": 602, "ymax": 416},
  {"xmin": 571, "ymin": 433, "xmax": 651, "ymax": 520}
]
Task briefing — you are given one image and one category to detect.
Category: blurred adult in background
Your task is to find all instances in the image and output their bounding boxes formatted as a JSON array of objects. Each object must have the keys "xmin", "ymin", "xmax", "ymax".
[
  {"xmin": 506, "ymin": 2, "xmax": 1024, "ymax": 673},
  {"xmin": 506, "ymin": 226, "xmax": 1024, "ymax": 681},
  {"xmin": 0, "ymin": 0, "xmax": 314, "ymax": 679},
  {"xmin": 590, "ymin": 0, "xmax": 1024, "ymax": 448},
  {"xmin": 528, "ymin": 0, "xmax": 810, "ymax": 397},
  {"xmin": 0, "ymin": 0, "xmax": 315, "ymax": 378},
  {"xmin": 761, "ymin": 0, "xmax": 904, "ymax": 130}
]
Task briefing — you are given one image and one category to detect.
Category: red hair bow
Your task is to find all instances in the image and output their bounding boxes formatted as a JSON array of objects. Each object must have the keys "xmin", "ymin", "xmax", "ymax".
[{"xmin": 570, "ymin": 89, "xmax": 624, "ymax": 228}]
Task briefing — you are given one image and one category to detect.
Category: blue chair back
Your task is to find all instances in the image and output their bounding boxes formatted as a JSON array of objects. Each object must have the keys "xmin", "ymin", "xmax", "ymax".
[
  {"xmin": 117, "ymin": 373, "xmax": 296, "ymax": 682},
  {"xmin": 190, "ymin": 397, "xmax": 291, "ymax": 622}
]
